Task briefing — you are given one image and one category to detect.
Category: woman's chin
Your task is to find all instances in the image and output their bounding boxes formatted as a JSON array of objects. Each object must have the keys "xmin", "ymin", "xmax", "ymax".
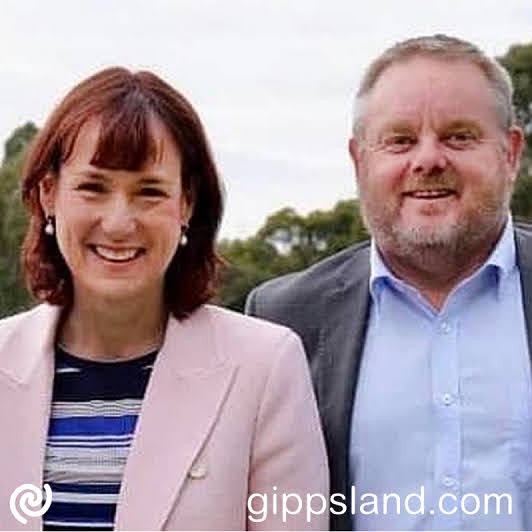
[{"xmin": 75, "ymin": 278, "xmax": 160, "ymax": 306}]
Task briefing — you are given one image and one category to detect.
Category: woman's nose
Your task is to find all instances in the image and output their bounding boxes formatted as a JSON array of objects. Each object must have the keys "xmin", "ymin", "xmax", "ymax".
[{"xmin": 100, "ymin": 195, "xmax": 137, "ymax": 238}]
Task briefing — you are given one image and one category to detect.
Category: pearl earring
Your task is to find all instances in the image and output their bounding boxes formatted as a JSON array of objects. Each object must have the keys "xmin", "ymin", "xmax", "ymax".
[
  {"xmin": 180, "ymin": 225, "xmax": 189, "ymax": 246},
  {"xmin": 44, "ymin": 216, "xmax": 55, "ymax": 236}
]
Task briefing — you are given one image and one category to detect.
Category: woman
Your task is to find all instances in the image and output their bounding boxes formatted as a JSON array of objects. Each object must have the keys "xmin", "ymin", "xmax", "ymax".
[{"xmin": 0, "ymin": 68, "xmax": 328, "ymax": 530}]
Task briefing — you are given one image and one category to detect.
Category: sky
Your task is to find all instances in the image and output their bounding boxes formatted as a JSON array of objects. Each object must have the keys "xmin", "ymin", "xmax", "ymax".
[{"xmin": 1, "ymin": 0, "xmax": 531, "ymax": 239}]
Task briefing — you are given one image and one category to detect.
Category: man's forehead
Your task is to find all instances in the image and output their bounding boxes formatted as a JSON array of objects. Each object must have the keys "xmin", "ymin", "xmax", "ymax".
[
  {"xmin": 364, "ymin": 56, "xmax": 497, "ymax": 128},
  {"xmin": 371, "ymin": 56, "xmax": 490, "ymax": 99}
]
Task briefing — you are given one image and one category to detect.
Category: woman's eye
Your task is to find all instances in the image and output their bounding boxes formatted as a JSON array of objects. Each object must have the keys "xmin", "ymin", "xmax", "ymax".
[
  {"xmin": 140, "ymin": 188, "xmax": 165, "ymax": 197},
  {"xmin": 76, "ymin": 182, "xmax": 105, "ymax": 193}
]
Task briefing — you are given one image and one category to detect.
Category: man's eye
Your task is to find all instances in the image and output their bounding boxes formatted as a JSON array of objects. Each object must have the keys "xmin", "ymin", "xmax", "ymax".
[
  {"xmin": 384, "ymin": 135, "xmax": 415, "ymax": 152},
  {"xmin": 445, "ymin": 131, "xmax": 476, "ymax": 146}
]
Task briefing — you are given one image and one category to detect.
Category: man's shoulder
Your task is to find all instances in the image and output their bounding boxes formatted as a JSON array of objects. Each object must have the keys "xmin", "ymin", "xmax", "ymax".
[
  {"xmin": 248, "ymin": 240, "xmax": 370, "ymax": 309},
  {"xmin": 514, "ymin": 221, "xmax": 532, "ymax": 270},
  {"xmin": 515, "ymin": 221, "xmax": 532, "ymax": 238}
]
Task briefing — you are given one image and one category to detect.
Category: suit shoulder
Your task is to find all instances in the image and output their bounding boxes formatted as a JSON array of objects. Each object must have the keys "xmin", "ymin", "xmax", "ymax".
[
  {"xmin": 515, "ymin": 221, "xmax": 532, "ymax": 237},
  {"xmin": 204, "ymin": 304, "xmax": 296, "ymax": 344},
  {"xmin": 250, "ymin": 240, "xmax": 370, "ymax": 306},
  {"xmin": 202, "ymin": 305, "xmax": 304, "ymax": 369}
]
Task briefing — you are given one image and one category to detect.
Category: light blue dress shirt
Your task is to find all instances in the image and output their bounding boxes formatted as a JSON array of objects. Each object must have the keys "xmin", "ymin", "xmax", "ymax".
[{"xmin": 350, "ymin": 218, "xmax": 532, "ymax": 530}]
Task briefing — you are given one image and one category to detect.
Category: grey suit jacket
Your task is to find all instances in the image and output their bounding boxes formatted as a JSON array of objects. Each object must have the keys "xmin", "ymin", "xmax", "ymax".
[{"xmin": 246, "ymin": 225, "xmax": 532, "ymax": 531}]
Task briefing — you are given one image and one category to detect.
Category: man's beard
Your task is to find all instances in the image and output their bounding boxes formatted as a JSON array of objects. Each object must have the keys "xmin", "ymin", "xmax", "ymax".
[{"xmin": 359, "ymin": 178, "xmax": 512, "ymax": 277}]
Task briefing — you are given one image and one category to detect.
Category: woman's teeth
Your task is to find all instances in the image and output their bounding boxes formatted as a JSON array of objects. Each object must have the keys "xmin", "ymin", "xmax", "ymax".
[{"xmin": 93, "ymin": 246, "xmax": 142, "ymax": 262}]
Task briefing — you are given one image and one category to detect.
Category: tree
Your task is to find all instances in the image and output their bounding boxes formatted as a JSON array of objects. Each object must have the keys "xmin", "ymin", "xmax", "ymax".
[
  {"xmin": 217, "ymin": 200, "xmax": 369, "ymax": 311},
  {"xmin": 0, "ymin": 122, "xmax": 37, "ymax": 317},
  {"xmin": 216, "ymin": 237, "xmax": 282, "ymax": 311},
  {"xmin": 499, "ymin": 42, "xmax": 532, "ymax": 218}
]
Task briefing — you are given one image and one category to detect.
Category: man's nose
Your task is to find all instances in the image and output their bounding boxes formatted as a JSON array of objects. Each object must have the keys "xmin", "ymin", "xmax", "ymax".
[
  {"xmin": 411, "ymin": 136, "xmax": 447, "ymax": 175},
  {"xmin": 100, "ymin": 195, "xmax": 137, "ymax": 238}
]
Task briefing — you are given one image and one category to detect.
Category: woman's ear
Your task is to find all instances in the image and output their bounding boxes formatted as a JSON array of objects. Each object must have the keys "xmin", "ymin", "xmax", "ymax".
[
  {"xmin": 181, "ymin": 188, "xmax": 195, "ymax": 226},
  {"xmin": 38, "ymin": 173, "xmax": 57, "ymax": 217}
]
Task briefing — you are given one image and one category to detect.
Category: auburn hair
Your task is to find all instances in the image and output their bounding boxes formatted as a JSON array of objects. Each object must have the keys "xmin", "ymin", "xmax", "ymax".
[{"xmin": 21, "ymin": 67, "xmax": 223, "ymax": 319}]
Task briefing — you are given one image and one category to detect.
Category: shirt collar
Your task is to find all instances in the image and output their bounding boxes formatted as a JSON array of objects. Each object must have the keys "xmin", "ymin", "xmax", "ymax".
[{"xmin": 369, "ymin": 214, "xmax": 516, "ymax": 304}]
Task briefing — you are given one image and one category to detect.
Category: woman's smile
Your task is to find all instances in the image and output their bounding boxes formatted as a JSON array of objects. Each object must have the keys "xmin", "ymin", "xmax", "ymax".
[{"xmin": 89, "ymin": 245, "xmax": 146, "ymax": 263}]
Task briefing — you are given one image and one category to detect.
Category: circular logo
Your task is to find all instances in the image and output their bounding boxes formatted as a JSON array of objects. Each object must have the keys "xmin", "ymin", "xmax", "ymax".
[{"xmin": 9, "ymin": 483, "xmax": 52, "ymax": 525}]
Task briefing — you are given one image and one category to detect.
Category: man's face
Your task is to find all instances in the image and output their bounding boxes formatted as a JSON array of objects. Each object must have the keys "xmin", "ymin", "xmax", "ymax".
[{"xmin": 350, "ymin": 56, "xmax": 523, "ymax": 262}]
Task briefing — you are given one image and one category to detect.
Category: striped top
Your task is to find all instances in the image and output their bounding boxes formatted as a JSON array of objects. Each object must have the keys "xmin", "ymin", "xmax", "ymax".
[{"xmin": 43, "ymin": 346, "xmax": 157, "ymax": 531}]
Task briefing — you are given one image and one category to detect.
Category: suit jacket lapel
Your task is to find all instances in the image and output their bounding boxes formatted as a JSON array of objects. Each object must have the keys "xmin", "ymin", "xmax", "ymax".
[
  {"xmin": 115, "ymin": 307, "xmax": 236, "ymax": 531},
  {"xmin": 318, "ymin": 246, "xmax": 371, "ymax": 531},
  {"xmin": 0, "ymin": 305, "xmax": 59, "ymax": 530},
  {"xmin": 515, "ymin": 227, "xmax": 532, "ymax": 362}
]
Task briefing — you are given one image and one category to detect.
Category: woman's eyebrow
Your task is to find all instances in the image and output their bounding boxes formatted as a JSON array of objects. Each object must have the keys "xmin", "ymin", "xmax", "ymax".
[
  {"xmin": 76, "ymin": 168, "xmax": 109, "ymax": 180},
  {"xmin": 138, "ymin": 177, "xmax": 164, "ymax": 185}
]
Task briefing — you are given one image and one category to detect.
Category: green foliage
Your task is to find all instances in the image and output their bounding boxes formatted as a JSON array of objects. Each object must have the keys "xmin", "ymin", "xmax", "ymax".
[
  {"xmin": 2, "ymin": 122, "xmax": 37, "ymax": 166},
  {"xmin": 217, "ymin": 200, "xmax": 369, "ymax": 311},
  {"xmin": 0, "ymin": 122, "xmax": 36, "ymax": 318},
  {"xmin": 499, "ymin": 42, "xmax": 532, "ymax": 219}
]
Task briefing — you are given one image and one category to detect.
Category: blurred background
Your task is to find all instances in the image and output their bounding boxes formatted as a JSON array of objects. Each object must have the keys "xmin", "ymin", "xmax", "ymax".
[{"xmin": 1, "ymin": 0, "xmax": 531, "ymax": 316}]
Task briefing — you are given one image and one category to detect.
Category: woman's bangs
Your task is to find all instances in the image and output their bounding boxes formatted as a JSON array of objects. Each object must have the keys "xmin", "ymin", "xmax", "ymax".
[{"xmin": 89, "ymin": 95, "xmax": 158, "ymax": 171}]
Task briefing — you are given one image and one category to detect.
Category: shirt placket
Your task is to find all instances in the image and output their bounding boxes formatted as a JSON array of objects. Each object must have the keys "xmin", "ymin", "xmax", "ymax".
[{"xmin": 431, "ymin": 314, "xmax": 461, "ymax": 529}]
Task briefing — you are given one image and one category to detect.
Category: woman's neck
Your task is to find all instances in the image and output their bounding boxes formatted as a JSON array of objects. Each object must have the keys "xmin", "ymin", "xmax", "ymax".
[{"xmin": 58, "ymin": 290, "xmax": 167, "ymax": 361}]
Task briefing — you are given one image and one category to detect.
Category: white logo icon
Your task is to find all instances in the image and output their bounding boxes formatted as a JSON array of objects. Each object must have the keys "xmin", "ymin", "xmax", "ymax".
[{"xmin": 9, "ymin": 483, "xmax": 52, "ymax": 525}]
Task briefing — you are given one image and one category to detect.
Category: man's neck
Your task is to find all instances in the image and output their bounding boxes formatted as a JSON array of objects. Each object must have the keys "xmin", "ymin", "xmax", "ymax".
[{"xmin": 377, "ymin": 225, "xmax": 506, "ymax": 311}]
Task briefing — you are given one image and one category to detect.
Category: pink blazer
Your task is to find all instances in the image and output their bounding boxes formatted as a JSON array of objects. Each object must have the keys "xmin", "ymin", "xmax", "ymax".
[{"xmin": 0, "ymin": 304, "xmax": 329, "ymax": 530}]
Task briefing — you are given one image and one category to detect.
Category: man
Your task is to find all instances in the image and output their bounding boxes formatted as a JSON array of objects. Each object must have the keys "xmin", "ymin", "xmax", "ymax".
[{"xmin": 246, "ymin": 35, "xmax": 530, "ymax": 530}]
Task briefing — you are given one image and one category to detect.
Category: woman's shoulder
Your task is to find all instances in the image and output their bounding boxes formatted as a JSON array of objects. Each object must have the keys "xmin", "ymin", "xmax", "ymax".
[
  {"xmin": 0, "ymin": 304, "xmax": 58, "ymax": 340},
  {"xmin": 202, "ymin": 303, "xmax": 297, "ymax": 342},
  {"xmin": 197, "ymin": 304, "xmax": 305, "ymax": 366}
]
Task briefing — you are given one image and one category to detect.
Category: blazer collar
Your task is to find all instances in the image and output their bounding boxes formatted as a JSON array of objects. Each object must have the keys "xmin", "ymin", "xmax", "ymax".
[{"xmin": 114, "ymin": 306, "xmax": 237, "ymax": 530}]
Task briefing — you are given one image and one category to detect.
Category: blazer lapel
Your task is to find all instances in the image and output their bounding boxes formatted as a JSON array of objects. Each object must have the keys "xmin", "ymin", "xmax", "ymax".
[
  {"xmin": 115, "ymin": 307, "xmax": 236, "ymax": 531},
  {"xmin": 515, "ymin": 227, "xmax": 532, "ymax": 362},
  {"xmin": 0, "ymin": 304, "xmax": 59, "ymax": 530},
  {"xmin": 318, "ymin": 246, "xmax": 371, "ymax": 531}
]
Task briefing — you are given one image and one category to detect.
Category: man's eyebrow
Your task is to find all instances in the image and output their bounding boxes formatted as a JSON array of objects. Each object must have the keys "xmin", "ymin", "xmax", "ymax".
[
  {"xmin": 379, "ymin": 121, "xmax": 416, "ymax": 134},
  {"xmin": 444, "ymin": 120, "xmax": 480, "ymax": 130}
]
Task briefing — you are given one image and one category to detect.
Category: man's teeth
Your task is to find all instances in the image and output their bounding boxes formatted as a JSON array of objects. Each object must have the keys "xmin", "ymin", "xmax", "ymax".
[
  {"xmin": 409, "ymin": 190, "xmax": 452, "ymax": 198},
  {"xmin": 94, "ymin": 246, "xmax": 141, "ymax": 262}
]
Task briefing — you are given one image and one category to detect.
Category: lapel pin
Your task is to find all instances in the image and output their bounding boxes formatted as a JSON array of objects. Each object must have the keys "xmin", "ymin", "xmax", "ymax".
[{"xmin": 188, "ymin": 464, "xmax": 208, "ymax": 479}]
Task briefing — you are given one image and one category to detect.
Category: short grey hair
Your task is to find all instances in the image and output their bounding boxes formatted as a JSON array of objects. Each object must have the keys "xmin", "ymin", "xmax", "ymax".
[{"xmin": 352, "ymin": 34, "xmax": 515, "ymax": 139}]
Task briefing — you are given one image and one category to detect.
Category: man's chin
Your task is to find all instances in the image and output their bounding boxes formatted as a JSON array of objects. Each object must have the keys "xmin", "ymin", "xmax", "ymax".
[{"xmin": 390, "ymin": 223, "xmax": 460, "ymax": 250}]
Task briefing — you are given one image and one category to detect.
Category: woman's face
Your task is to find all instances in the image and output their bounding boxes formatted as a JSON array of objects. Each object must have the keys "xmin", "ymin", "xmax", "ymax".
[{"xmin": 39, "ymin": 117, "xmax": 190, "ymax": 306}]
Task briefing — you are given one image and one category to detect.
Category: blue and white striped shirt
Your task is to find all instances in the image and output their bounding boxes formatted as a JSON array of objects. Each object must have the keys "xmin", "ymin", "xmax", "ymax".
[{"xmin": 43, "ymin": 346, "xmax": 157, "ymax": 531}]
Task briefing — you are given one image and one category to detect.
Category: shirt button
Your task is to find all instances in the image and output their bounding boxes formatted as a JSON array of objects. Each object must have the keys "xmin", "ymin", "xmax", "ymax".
[
  {"xmin": 443, "ymin": 476, "xmax": 456, "ymax": 488},
  {"xmin": 442, "ymin": 393, "xmax": 453, "ymax": 406},
  {"xmin": 439, "ymin": 320, "xmax": 452, "ymax": 334}
]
